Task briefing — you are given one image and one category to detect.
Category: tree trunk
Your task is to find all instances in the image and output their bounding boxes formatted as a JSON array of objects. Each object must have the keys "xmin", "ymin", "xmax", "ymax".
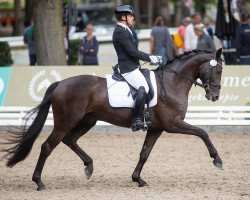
[
  {"xmin": 24, "ymin": 0, "xmax": 35, "ymax": 27},
  {"xmin": 148, "ymin": 0, "xmax": 153, "ymax": 27},
  {"xmin": 33, "ymin": 0, "xmax": 66, "ymax": 65},
  {"xmin": 13, "ymin": 0, "xmax": 23, "ymax": 36},
  {"xmin": 182, "ymin": 0, "xmax": 191, "ymax": 18},
  {"xmin": 132, "ymin": 0, "xmax": 141, "ymax": 28},
  {"xmin": 174, "ymin": 0, "xmax": 183, "ymax": 26},
  {"xmin": 155, "ymin": 0, "xmax": 170, "ymax": 25}
]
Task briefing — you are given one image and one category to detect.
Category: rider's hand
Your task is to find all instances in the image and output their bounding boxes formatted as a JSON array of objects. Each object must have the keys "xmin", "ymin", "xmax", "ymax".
[{"xmin": 149, "ymin": 55, "xmax": 162, "ymax": 64}]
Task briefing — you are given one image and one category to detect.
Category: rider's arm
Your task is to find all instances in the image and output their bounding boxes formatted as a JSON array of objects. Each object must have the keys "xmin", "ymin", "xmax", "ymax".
[{"xmin": 118, "ymin": 29, "xmax": 151, "ymax": 62}]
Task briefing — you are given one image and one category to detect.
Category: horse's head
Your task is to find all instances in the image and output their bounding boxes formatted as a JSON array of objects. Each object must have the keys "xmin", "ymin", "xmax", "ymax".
[{"xmin": 198, "ymin": 48, "xmax": 223, "ymax": 102}]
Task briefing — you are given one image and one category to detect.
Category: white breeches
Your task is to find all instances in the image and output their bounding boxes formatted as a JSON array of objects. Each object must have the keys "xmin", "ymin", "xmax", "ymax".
[{"xmin": 121, "ymin": 68, "xmax": 149, "ymax": 93}]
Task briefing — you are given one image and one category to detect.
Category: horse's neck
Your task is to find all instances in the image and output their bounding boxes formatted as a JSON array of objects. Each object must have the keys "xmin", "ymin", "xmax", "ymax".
[
  {"xmin": 159, "ymin": 53, "xmax": 211, "ymax": 92},
  {"xmin": 178, "ymin": 53, "xmax": 211, "ymax": 79}
]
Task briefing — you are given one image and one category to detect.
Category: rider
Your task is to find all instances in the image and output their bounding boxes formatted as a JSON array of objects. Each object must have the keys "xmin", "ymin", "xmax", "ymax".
[{"xmin": 112, "ymin": 4, "xmax": 162, "ymax": 131}]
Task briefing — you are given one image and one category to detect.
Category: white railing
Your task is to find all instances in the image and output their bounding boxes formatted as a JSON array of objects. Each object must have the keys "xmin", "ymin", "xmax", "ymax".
[
  {"xmin": 0, "ymin": 106, "xmax": 250, "ymax": 126},
  {"xmin": 184, "ymin": 106, "xmax": 250, "ymax": 125}
]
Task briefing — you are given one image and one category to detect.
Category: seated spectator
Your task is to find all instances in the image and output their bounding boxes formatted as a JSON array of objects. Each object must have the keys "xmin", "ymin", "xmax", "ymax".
[
  {"xmin": 194, "ymin": 24, "xmax": 216, "ymax": 52},
  {"xmin": 78, "ymin": 24, "xmax": 99, "ymax": 65},
  {"xmin": 235, "ymin": 12, "xmax": 250, "ymax": 65}
]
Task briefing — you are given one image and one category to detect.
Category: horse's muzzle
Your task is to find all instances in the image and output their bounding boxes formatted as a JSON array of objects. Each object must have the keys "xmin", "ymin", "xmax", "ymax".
[{"xmin": 206, "ymin": 92, "xmax": 219, "ymax": 102}]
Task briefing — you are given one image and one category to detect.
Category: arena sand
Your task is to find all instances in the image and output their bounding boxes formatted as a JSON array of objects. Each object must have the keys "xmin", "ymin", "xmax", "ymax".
[{"xmin": 0, "ymin": 132, "xmax": 249, "ymax": 200}]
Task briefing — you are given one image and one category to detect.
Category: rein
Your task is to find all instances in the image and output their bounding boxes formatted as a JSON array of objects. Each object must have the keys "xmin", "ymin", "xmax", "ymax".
[{"xmin": 160, "ymin": 64, "xmax": 204, "ymax": 87}]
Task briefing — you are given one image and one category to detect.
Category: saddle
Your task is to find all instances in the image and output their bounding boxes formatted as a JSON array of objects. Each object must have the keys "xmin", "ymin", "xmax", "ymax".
[{"xmin": 112, "ymin": 64, "xmax": 154, "ymax": 103}]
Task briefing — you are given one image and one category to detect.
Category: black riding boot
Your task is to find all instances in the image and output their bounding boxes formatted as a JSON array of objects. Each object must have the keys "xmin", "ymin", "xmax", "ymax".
[{"xmin": 131, "ymin": 86, "xmax": 146, "ymax": 132}]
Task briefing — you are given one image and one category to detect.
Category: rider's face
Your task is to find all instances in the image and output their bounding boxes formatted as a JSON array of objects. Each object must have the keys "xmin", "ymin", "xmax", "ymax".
[{"xmin": 126, "ymin": 14, "xmax": 134, "ymax": 27}]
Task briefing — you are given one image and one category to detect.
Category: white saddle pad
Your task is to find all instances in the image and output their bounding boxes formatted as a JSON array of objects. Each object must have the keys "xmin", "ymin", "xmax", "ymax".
[{"xmin": 106, "ymin": 71, "xmax": 157, "ymax": 108}]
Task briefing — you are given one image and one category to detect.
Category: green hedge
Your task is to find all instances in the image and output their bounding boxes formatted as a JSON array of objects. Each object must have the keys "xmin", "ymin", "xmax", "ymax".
[
  {"xmin": 0, "ymin": 41, "xmax": 13, "ymax": 66},
  {"xmin": 68, "ymin": 39, "xmax": 80, "ymax": 65}
]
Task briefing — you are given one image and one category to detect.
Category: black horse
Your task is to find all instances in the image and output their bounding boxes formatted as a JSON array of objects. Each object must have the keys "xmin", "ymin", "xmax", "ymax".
[{"xmin": 1, "ymin": 49, "xmax": 224, "ymax": 191}]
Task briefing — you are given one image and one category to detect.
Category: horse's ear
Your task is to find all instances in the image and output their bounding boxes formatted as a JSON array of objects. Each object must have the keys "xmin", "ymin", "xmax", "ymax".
[{"xmin": 215, "ymin": 48, "xmax": 222, "ymax": 61}]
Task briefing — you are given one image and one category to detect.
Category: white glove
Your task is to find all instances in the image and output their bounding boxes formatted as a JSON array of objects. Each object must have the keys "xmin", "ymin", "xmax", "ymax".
[{"xmin": 149, "ymin": 55, "xmax": 162, "ymax": 64}]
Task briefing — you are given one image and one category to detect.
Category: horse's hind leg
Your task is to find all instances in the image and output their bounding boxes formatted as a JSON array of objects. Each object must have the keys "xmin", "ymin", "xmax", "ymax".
[
  {"xmin": 171, "ymin": 119, "xmax": 223, "ymax": 169},
  {"xmin": 32, "ymin": 129, "xmax": 68, "ymax": 191},
  {"xmin": 62, "ymin": 116, "xmax": 97, "ymax": 179},
  {"xmin": 132, "ymin": 130, "xmax": 162, "ymax": 187}
]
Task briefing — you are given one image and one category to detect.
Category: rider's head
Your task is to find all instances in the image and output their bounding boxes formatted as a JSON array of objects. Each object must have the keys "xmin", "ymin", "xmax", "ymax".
[{"xmin": 115, "ymin": 4, "xmax": 135, "ymax": 27}]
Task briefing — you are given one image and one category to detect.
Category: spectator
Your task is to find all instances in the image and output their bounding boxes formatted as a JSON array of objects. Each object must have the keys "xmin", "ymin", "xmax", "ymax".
[
  {"xmin": 78, "ymin": 24, "xmax": 99, "ymax": 65},
  {"xmin": 176, "ymin": 16, "xmax": 192, "ymax": 53},
  {"xmin": 150, "ymin": 16, "xmax": 176, "ymax": 64},
  {"xmin": 203, "ymin": 17, "xmax": 214, "ymax": 40},
  {"xmin": 23, "ymin": 23, "xmax": 36, "ymax": 66},
  {"xmin": 185, "ymin": 13, "xmax": 203, "ymax": 50},
  {"xmin": 194, "ymin": 24, "xmax": 216, "ymax": 52},
  {"xmin": 235, "ymin": 12, "xmax": 250, "ymax": 65}
]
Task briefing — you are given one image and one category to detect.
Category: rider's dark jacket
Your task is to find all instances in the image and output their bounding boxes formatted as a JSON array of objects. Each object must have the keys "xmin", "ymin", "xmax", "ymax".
[{"xmin": 112, "ymin": 23, "xmax": 151, "ymax": 74}]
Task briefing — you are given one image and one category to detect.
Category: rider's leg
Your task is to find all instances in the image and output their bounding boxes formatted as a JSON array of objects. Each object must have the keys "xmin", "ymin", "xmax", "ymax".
[
  {"xmin": 122, "ymin": 68, "xmax": 149, "ymax": 131},
  {"xmin": 121, "ymin": 68, "xmax": 149, "ymax": 93},
  {"xmin": 131, "ymin": 86, "xmax": 147, "ymax": 131}
]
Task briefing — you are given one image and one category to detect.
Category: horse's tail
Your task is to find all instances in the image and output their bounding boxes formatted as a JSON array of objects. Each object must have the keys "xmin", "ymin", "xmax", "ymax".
[{"xmin": 2, "ymin": 81, "xmax": 59, "ymax": 168}]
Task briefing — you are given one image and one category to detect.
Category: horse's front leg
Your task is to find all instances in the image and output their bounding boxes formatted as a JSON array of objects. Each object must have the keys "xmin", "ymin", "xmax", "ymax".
[
  {"xmin": 132, "ymin": 130, "xmax": 162, "ymax": 187},
  {"xmin": 171, "ymin": 119, "xmax": 223, "ymax": 169}
]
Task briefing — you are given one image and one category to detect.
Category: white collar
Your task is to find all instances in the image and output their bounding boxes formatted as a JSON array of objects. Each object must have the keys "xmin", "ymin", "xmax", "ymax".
[{"xmin": 117, "ymin": 22, "xmax": 133, "ymax": 35}]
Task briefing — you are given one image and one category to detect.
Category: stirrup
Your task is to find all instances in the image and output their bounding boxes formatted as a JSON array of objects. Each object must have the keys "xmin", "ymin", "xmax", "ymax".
[{"xmin": 131, "ymin": 119, "xmax": 144, "ymax": 132}]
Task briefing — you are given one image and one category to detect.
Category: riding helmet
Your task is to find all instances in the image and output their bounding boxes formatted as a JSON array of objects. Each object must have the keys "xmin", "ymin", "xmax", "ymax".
[{"xmin": 115, "ymin": 4, "xmax": 134, "ymax": 16}]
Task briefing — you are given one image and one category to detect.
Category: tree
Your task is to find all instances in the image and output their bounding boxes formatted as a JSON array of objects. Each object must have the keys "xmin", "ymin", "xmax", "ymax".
[
  {"xmin": 33, "ymin": 0, "xmax": 66, "ymax": 65},
  {"xmin": 131, "ymin": 0, "xmax": 141, "ymax": 28},
  {"xmin": 148, "ymin": 0, "xmax": 153, "ymax": 27},
  {"xmin": 13, "ymin": 0, "xmax": 23, "ymax": 36},
  {"xmin": 24, "ymin": 0, "xmax": 35, "ymax": 27},
  {"xmin": 154, "ymin": 0, "xmax": 170, "ymax": 25}
]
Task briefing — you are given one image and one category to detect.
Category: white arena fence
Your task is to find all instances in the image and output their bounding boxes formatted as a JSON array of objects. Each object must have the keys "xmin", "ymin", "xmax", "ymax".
[{"xmin": 0, "ymin": 106, "xmax": 250, "ymax": 126}]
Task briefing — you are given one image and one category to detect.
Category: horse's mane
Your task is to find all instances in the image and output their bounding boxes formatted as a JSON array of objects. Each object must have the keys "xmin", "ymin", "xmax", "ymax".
[{"xmin": 154, "ymin": 49, "xmax": 214, "ymax": 71}]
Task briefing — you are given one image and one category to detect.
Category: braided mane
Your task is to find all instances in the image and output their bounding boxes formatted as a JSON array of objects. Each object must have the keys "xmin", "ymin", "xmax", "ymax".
[{"xmin": 155, "ymin": 49, "xmax": 214, "ymax": 70}]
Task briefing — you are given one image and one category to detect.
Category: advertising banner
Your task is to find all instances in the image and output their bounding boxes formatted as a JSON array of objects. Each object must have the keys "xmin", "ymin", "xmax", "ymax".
[
  {"xmin": 3, "ymin": 65, "xmax": 250, "ymax": 107},
  {"xmin": 4, "ymin": 66, "xmax": 113, "ymax": 106},
  {"xmin": 188, "ymin": 66, "xmax": 250, "ymax": 106},
  {"xmin": 0, "ymin": 67, "xmax": 12, "ymax": 106}
]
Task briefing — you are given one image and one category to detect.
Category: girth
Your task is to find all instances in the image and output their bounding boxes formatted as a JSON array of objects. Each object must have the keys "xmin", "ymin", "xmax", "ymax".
[{"xmin": 112, "ymin": 64, "xmax": 154, "ymax": 103}]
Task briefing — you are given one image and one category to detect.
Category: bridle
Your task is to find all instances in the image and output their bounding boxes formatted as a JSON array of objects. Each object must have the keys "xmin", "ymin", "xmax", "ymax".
[
  {"xmin": 158, "ymin": 59, "xmax": 223, "ymax": 101},
  {"xmin": 200, "ymin": 60, "xmax": 222, "ymax": 93}
]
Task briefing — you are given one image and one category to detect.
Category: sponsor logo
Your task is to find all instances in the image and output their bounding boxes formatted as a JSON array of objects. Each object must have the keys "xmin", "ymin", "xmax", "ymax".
[{"xmin": 29, "ymin": 69, "xmax": 61, "ymax": 101}]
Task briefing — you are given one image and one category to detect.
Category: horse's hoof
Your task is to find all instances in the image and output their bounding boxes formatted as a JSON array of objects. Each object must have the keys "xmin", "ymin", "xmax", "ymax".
[
  {"xmin": 138, "ymin": 181, "xmax": 149, "ymax": 187},
  {"xmin": 85, "ymin": 164, "xmax": 93, "ymax": 179},
  {"xmin": 36, "ymin": 184, "xmax": 46, "ymax": 191},
  {"xmin": 213, "ymin": 159, "xmax": 223, "ymax": 170}
]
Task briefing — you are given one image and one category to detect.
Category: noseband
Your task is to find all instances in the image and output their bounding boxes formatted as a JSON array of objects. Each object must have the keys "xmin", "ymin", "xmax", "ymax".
[{"xmin": 158, "ymin": 59, "xmax": 222, "ymax": 100}]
